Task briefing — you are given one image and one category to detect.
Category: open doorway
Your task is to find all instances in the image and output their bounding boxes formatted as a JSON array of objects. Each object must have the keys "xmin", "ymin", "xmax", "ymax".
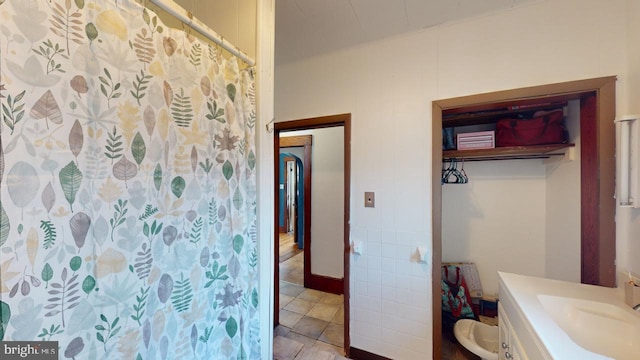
[
  {"xmin": 273, "ymin": 114, "xmax": 351, "ymax": 358},
  {"xmin": 280, "ymin": 153, "xmax": 303, "ymax": 245},
  {"xmin": 278, "ymin": 135, "xmax": 311, "ymax": 288}
]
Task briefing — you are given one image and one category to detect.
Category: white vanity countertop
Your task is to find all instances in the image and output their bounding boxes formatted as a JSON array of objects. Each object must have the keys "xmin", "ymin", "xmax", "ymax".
[{"xmin": 498, "ymin": 272, "xmax": 640, "ymax": 360}]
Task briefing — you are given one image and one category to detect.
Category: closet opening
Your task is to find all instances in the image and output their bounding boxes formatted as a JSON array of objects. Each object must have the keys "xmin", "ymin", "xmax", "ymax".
[{"xmin": 431, "ymin": 76, "xmax": 616, "ymax": 359}]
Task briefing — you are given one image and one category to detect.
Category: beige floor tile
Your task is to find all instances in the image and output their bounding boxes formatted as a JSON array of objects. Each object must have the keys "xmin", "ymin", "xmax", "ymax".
[
  {"xmin": 298, "ymin": 288, "xmax": 326, "ymax": 302},
  {"xmin": 318, "ymin": 323, "xmax": 344, "ymax": 347},
  {"xmin": 293, "ymin": 346, "xmax": 335, "ymax": 360},
  {"xmin": 285, "ymin": 331, "xmax": 318, "ymax": 348},
  {"xmin": 280, "ymin": 309, "xmax": 304, "ymax": 328},
  {"xmin": 319, "ymin": 292, "xmax": 343, "ymax": 305},
  {"xmin": 307, "ymin": 303, "xmax": 340, "ymax": 322},
  {"xmin": 330, "ymin": 307, "xmax": 344, "ymax": 325},
  {"xmin": 280, "ymin": 294, "xmax": 295, "ymax": 308},
  {"xmin": 282, "ymin": 271, "xmax": 304, "ymax": 285},
  {"xmin": 275, "ymin": 325, "xmax": 291, "ymax": 338},
  {"xmin": 292, "ymin": 316, "xmax": 329, "ymax": 339},
  {"xmin": 312, "ymin": 341, "xmax": 345, "ymax": 356},
  {"xmin": 280, "ymin": 282, "xmax": 305, "ymax": 297},
  {"xmin": 284, "ymin": 298, "xmax": 315, "ymax": 315},
  {"xmin": 276, "ymin": 237, "xmax": 347, "ymax": 360},
  {"xmin": 273, "ymin": 335, "xmax": 303, "ymax": 360}
]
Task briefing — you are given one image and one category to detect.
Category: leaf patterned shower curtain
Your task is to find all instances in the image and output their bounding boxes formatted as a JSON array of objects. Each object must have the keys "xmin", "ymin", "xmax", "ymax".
[{"xmin": 0, "ymin": 0, "xmax": 259, "ymax": 358}]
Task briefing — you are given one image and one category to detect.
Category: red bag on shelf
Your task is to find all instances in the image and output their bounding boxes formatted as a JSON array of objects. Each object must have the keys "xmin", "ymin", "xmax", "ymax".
[{"xmin": 495, "ymin": 109, "xmax": 567, "ymax": 147}]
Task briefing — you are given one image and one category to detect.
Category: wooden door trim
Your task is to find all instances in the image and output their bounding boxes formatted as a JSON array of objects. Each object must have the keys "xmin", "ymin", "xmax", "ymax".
[
  {"xmin": 431, "ymin": 76, "xmax": 616, "ymax": 359},
  {"xmin": 280, "ymin": 135, "xmax": 312, "ymax": 148},
  {"xmin": 273, "ymin": 113, "xmax": 352, "ymax": 357}
]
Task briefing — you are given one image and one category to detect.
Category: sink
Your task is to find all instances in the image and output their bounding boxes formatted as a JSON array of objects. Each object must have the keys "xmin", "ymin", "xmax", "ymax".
[{"xmin": 538, "ymin": 294, "xmax": 640, "ymax": 360}]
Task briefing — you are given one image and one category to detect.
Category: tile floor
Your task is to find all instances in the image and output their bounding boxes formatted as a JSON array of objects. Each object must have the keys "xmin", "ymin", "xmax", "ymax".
[{"xmin": 274, "ymin": 237, "xmax": 348, "ymax": 360}]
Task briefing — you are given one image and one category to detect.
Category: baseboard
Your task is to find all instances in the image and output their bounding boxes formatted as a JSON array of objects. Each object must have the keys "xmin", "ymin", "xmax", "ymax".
[
  {"xmin": 349, "ymin": 347, "xmax": 391, "ymax": 360},
  {"xmin": 305, "ymin": 273, "xmax": 343, "ymax": 295}
]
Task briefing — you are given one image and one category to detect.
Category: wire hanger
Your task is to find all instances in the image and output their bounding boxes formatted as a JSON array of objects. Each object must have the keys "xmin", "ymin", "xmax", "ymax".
[{"xmin": 442, "ymin": 158, "xmax": 468, "ymax": 184}]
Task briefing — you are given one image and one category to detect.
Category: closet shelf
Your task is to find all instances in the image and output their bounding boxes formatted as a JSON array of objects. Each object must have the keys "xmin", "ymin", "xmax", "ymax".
[
  {"xmin": 442, "ymin": 102, "xmax": 568, "ymax": 127},
  {"xmin": 443, "ymin": 143, "xmax": 575, "ymax": 161}
]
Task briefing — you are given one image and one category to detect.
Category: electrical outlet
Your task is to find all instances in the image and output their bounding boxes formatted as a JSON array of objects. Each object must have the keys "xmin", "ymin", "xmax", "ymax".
[{"xmin": 364, "ymin": 192, "xmax": 375, "ymax": 208}]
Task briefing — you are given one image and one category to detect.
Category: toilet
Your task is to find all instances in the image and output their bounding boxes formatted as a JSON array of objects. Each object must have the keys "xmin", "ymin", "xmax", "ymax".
[{"xmin": 453, "ymin": 319, "xmax": 499, "ymax": 360}]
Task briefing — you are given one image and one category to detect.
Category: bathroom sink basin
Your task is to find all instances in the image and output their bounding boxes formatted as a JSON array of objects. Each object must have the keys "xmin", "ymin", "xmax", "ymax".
[{"xmin": 538, "ymin": 294, "xmax": 640, "ymax": 360}]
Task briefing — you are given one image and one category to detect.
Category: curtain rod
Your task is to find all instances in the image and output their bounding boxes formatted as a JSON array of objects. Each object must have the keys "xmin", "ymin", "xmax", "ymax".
[{"xmin": 149, "ymin": 0, "xmax": 256, "ymax": 66}]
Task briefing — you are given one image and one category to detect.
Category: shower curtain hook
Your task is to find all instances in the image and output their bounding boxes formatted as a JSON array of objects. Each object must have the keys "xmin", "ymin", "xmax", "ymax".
[{"xmin": 265, "ymin": 118, "xmax": 275, "ymax": 133}]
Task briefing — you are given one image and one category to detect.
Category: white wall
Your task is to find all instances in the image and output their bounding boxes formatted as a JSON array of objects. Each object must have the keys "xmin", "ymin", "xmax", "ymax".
[
  {"xmin": 545, "ymin": 101, "xmax": 581, "ymax": 283},
  {"xmin": 442, "ymin": 161, "xmax": 547, "ymax": 296},
  {"xmin": 274, "ymin": 0, "xmax": 633, "ymax": 358},
  {"xmin": 281, "ymin": 128, "xmax": 345, "ymax": 279},
  {"xmin": 309, "ymin": 127, "xmax": 345, "ymax": 278}
]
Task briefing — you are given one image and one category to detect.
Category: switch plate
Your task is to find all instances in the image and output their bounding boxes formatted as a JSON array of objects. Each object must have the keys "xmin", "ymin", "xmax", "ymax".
[{"xmin": 364, "ymin": 192, "xmax": 375, "ymax": 208}]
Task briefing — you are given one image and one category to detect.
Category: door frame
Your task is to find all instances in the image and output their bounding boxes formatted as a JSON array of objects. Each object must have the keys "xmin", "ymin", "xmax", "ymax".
[
  {"xmin": 273, "ymin": 113, "xmax": 351, "ymax": 356},
  {"xmin": 431, "ymin": 76, "xmax": 616, "ymax": 359}
]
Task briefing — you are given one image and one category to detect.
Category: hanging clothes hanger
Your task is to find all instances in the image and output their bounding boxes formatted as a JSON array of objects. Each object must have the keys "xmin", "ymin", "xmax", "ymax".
[
  {"xmin": 442, "ymin": 158, "xmax": 469, "ymax": 184},
  {"xmin": 458, "ymin": 157, "xmax": 468, "ymax": 184}
]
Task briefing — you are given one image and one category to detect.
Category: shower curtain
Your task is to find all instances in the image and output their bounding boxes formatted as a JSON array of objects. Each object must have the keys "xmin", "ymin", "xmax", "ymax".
[{"xmin": 0, "ymin": 0, "xmax": 259, "ymax": 358}]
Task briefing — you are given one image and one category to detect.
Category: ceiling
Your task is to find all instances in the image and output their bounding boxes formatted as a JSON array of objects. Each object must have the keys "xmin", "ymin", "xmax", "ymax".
[{"xmin": 275, "ymin": 0, "xmax": 538, "ymax": 65}]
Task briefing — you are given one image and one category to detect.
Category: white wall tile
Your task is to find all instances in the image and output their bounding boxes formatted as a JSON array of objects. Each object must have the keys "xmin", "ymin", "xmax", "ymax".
[
  {"xmin": 368, "ymin": 228, "xmax": 382, "ymax": 243},
  {"xmin": 395, "ymin": 231, "xmax": 413, "ymax": 246},
  {"xmin": 380, "ymin": 271, "xmax": 396, "ymax": 288},
  {"xmin": 367, "ymin": 255, "xmax": 382, "ymax": 272},
  {"xmin": 352, "ymin": 264, "xmax": 367, "ymax": 282},
  {"xmin": 352, "ymin": 302, "xmax": 367, "ymax": 323},
  {"xmin": 395, "ymin": 274, "xmax": 412, "ymax": 292},
  {"xmin": 396, "ymin": 245, "xmax": 413, "ymax": 261},
  {"xmin": 367, "ymin": 241, "xmax": 382, "ymax": 258},
  {"xmin": 365, "ymin": 309, "xmax": 382, "ymax": 327},
  {"xmin": 367, "ymin": 281, "xmax": 382, "ymax": 299},
  {"xmin": 410, "ymin": 291, "xmax": 431, "ymax": 309},
  {"xmin": 380, "ymin": 230, "xmax": 396, "ymax": 245},
  {"xmin": 381, "ymin": 243, "xmax": 396, "ymax": 259},
  {"xmin": 395, "ymin": 259, "xmax": 411, "ymax": 277},
  {"xmin": 396, "ymin": 303, "xmax": 416, "ymax": 320},
  {"xmin": 410, "ymin": 275, "xmax": 430, "ymax": 294},
  {"xmin": 353, "ymin": 279, "xmax": 368, "ymax": 296},
  {"xmin": 395, "ymin": 288, "xmax": 414, "ymax": 305},
  {"xmin": 381, "ymin": 299, "xmax": 396, "ymax": 314},
  {"xmin": 366, "ymin": 323, "xmax": 383, "ymax": 341}
]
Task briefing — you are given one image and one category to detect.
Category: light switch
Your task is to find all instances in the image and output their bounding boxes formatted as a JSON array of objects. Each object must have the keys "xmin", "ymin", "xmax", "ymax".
[{"xmin": 364, "ymin": 192, "xmax": 375, "ymax": 208}]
